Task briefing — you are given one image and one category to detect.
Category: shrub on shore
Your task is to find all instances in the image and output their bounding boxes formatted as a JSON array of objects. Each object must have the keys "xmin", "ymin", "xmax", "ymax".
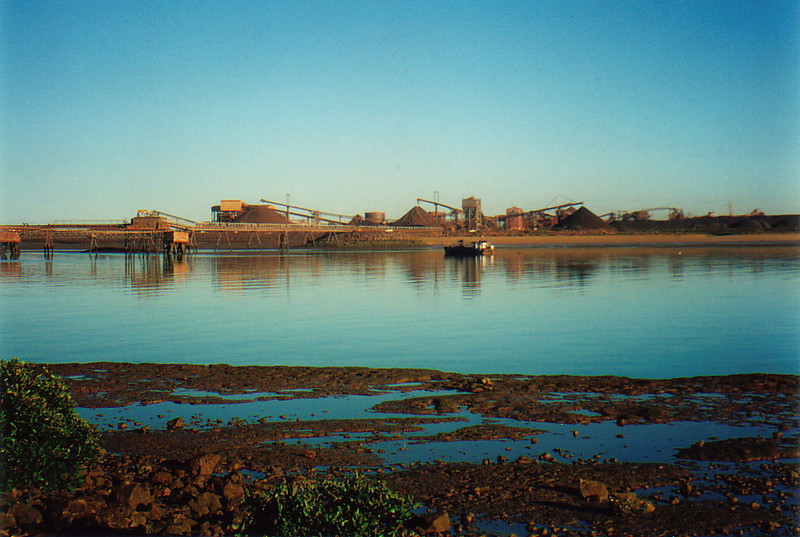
[
  {"xmin": 0, "ymin": 358, "xmax": 103, "ymax": 491},
  {"xmin": 244, "ymin": 473, "xmax": 417, "ymax": 536}
]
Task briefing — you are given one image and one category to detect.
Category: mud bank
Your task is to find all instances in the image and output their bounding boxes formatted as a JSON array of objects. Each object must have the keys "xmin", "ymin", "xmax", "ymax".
[{"xmin": 3, "ymin": 363, "xmax": 799, "ymax": 536}]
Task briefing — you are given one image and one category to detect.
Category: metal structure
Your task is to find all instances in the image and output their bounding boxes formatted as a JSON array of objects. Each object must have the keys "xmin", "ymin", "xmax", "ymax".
[
  {"xmin": 137, "ymin": 210, "xmax": 198, "ymax": 229},
  {"xmin": 0, "ymin": 201, "xmax": 444, "ymax": 254},
  {"xmin": 259, "ymin": 199, "xmax": 355, "ymax": 224},
  {"xmin": 618, "ymin": 207, "xmax": 684, "ymax": 221},
  {"xmin": 416, "ymin": 198, "xmax": 462, "ymax": 223},
  {"xmin": 462, "ymin": 197, "xmax": 483, "ymax": 230},
  {"xmin": 495, "ymin": 201, "xmax": 584, "ymax": 229}
]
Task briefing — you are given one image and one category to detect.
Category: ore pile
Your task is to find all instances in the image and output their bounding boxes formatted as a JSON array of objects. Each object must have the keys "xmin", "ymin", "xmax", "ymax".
[
  {"xmin": 612, "ymin": 214, "xmax": 800, "ymax": 233},
  {"xmin": 232, "ymin": 205, "xmax": 291, "ymax": 224},
  {"xmin": 553, "ymin": 207, "xmax": 615, "ymax": 231},
  {"xmin": 391, "ymin": 206, "xmax": 442, "ymax": 227}
]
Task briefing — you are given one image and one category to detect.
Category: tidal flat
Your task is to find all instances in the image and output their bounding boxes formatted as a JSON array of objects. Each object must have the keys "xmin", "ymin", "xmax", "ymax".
[{"xmin": 5, "ymin": 362, "xmax": 798, "ymax": 537}]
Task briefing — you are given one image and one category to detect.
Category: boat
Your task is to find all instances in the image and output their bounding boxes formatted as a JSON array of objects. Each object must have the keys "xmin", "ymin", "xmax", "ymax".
[{"xmin": 444, "ymin": 239, "xmax": 495, "ymax": 257}]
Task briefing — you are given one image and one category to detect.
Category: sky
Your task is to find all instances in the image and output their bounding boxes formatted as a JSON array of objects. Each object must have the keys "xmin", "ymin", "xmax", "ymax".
[{"xmin": 1, "ymin": 0, "xmax": 798, "ymax": 224}]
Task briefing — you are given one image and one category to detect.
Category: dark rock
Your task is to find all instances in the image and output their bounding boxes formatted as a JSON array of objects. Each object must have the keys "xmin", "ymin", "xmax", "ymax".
[
  {"xmin": 151, "ymin": 470, "xmax": 173, "ymax": 485},
  {"xmin": 579, "ymin": 478, "xmax": 609, "ymax": 503},
  {"xmin": 55, "ymin": 495, "xmax": 106, "ymax": 526},
  {"xmin": 221, "ymin": 480, "xmax": 245, "ymax": 507},
  {"xmin": 182, "ymin": 485, "xmax": 200, "ymax": 501},
  {"xmin": 189, "ymin": 492, "xmax": 222, "ymax": 517},
  {"xmin": 165, "ymin": 519, "xmax": 194, "ymax": 535},
  {"xmin": 190, "ymin": 453, "xmax": 222, "ymax": 476},
  {"xmin": 610, "ymin": 492, "xmax": 655, "ymax": 515},
  {"xmin": 97, "ymin": 505, "xmax": 139, "ymax": 529},
  {"xmin": 7, "ymin": 502, "xmax": 43, "ymax": 526},
  {"xmin": 112, "ymin": 483, "xmax": 152, "ymax": 509},
  {"xmin": 411, "ymin": 510, "xmax": 451, "ymax": 534},
  {"xmin": 167, "ymin": 416, "xmax": 185, "ymax": 430}
]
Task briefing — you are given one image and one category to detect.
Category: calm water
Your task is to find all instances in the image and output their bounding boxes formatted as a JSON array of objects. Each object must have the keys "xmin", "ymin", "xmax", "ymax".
[{"xmin": 1, "ymin": 245, "xmax": 798, "ymax": 378}]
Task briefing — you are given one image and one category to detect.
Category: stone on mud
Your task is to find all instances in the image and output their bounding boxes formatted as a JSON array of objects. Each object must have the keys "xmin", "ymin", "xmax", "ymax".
[
  {"xmin": 167, "ymin": 416, "xmax": 185, "ymax": 430},
  {"xmin": 96, "ymin": 505, "xmax": 142, "ymax": 529},
  {"xmin": 112, "ymin": 483, "xmax": 152, "ymax": 509},
  {"xmin": 221, "ymin": 479, "xmax": 245, "ymax": 507},
  {"xmin": 151, "ymin": 470, "xmax": 173, "ymax": 484},
  {"xmin": 190, "ymin": 453, "xmax": 222, "ymax": 476},
  {"xmin": 579, "ymin": 478, "xmax": 610, "ymax": 503},
  {"xmin": 56, "ymin": 495, "xmax": 107, "ymax": 526},
  {"xmin": 412, "ymin": 510, "xmax": 451, "ymax": 534},
  {"xmin": 610, "ymin": 492, "xmax": 656, "ymax": 516},
  {"xmin": 165, "ymin": 519, "xmax": 194, "ymax": 535},
  {"xmin": 189, "ymin": 492, "xmax": 222, "ymax": 517}
]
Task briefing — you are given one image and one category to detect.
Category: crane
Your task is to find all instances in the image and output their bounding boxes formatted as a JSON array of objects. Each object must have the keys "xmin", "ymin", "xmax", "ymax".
[{"xmin": 416, "ymin": 198, "xmax": 462, "ymax": 221}]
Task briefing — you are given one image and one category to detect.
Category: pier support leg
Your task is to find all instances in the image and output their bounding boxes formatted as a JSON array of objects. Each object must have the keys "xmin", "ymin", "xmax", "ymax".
[
  {"xmin": 44, "ymin": 232, "xmax": 54, "ymax": 258},
  {"xmin": 278, "ymin": 231, "xmax": 289, "ymax": 251}
]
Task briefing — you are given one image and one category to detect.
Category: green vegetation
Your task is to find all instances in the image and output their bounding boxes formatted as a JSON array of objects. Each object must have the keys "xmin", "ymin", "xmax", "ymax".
[
  {"xmin": 0, "ymin": 358, "xmax": 103, "ymax": 491},
  {"xmin": 244, "ymin": 473, "xmax": 417, "ymax": 536}
]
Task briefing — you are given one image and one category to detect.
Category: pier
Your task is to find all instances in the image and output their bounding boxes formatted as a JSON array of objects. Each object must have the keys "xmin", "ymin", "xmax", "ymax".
[{"xmin": 0, "ymin": 221, "xmax": 442, "ymax": 255}]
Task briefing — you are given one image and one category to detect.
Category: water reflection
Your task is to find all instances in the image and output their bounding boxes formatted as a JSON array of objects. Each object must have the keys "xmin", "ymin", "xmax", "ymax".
[
  {"xmin": 1, "ymin": 246, "xmax": 798, "ymax": 298},
  {"xmin": 123, "ymin": 254, "xmax": 193, "ymax": 296},
  {"xmin": 2, "ymin": 245, "xmax": 798, "ymax": 376},
  {"xmin": 446, "ymin": 256, "xmax": 489, "ymax": 298},
  {"xmin": 0, "ymin": 259, "xmax": 21, "ymax": 277}
]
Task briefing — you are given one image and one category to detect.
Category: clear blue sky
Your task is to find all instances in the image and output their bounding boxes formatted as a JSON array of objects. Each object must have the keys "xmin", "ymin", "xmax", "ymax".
[{"xmin": 2, "ymin": 0, "xmax": 798, "ymax": 223}]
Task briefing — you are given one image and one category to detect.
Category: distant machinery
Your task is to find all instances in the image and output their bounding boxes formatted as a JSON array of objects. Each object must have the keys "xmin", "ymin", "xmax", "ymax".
[
  {"xmin": 496, "ymin": 201, "xmax": 584, "ymax": 230},
  {"xmin": 617, "ymin": 207, "xmax": 684, "ymax": 221},
  {"xmin": 462, "ymin": 197, "xmax": 483, "ymax": 230},
  {"xmin": 212, "ymin": 200, "xmax": 252, "ymax": 222},
  {"xmin": 505, "ymin": 207, "xmax": 525, "ymax": 231},
  {"xmin": 135, "ymin": 210, "xmax": 198, "ymax": 229}
]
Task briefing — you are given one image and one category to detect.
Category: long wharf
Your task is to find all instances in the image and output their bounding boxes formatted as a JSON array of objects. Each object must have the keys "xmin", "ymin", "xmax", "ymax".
[{"xmin": 0, "ymin": 221, "xmax": 443, "ymax": 256}]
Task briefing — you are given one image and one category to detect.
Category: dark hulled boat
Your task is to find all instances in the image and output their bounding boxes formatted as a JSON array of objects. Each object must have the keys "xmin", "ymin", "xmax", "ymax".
[{"xmin": 444, "ymin": 240, "xmax": 494, "ymax": 257}]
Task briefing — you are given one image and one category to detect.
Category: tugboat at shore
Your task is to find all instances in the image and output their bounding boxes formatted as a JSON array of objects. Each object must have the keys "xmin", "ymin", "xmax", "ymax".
[{"xmin": 444, "ymin": 239, "xmax": 495, "ymax": 256}]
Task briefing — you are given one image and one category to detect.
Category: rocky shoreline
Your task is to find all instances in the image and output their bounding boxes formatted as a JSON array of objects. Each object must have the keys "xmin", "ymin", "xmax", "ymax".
[{"xmin": 2, "ymin": 363, "xmax": 798, "ymax": 536}]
